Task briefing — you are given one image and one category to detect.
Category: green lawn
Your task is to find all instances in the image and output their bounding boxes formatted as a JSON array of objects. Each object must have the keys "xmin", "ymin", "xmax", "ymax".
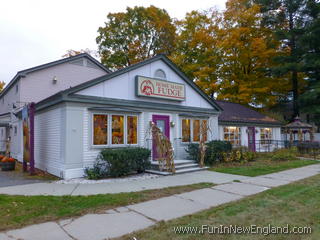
[
  {"xmin": 0, "ymin": 182, "xmax": 214, "ymax": 231},
  {"xmin": 210, "ymin": 159, "xmax": 318, "ymax": 177},
  {"xmin": 119, "ymin": 174, "xmax": 320, "ymax": 240}
]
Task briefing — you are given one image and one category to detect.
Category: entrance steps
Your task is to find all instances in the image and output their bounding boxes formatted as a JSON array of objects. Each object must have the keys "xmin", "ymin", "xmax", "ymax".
[{"xmin": 146, "ymin": 159, "xmax": 208, "ymax": 176}]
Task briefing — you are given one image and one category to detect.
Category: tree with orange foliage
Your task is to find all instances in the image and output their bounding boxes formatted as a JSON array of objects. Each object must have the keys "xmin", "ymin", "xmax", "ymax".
[
  {"xmin": 216, "ymin": 0, "xmax": 291, "ymax": 107},
  {"xmin": 171, "ymin": 9, "xmax": 222, "ymax": 98},
  {"xmin": 0, "ymin": 81, "xmax": 5, "ymax": 92}
]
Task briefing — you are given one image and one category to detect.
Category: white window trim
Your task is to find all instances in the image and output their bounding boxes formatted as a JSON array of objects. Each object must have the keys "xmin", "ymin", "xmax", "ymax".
[
  {"xmin": 91, "ymin": 112, "xmax": 139, "ymax": 148},
  {"xmin": 181, "ymin": 118, "xmax": 209, "ymax": 144},
  {"xmin": 260, "ymin": 127, "xmax": 272, "ymax": 143},
  {"xmin": 154, "ymin": 69, "xmax": 167, "ymax": 80},
  {"xmin": 223, "ymin": 126, "xmax": 241, "ymax": 146}
]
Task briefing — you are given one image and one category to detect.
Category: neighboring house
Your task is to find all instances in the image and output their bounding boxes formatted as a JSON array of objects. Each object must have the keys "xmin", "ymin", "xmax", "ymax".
[
  {"xmin": 0, "ymin": 53, "xmax": 110, "ymax": 158},
  {"xmin": 216, "ymin": 100, "xmax": 283, "ymax": 152},
  {"xmin": 23, "ymin": 54, "xmax": 222, "ymax": 179}
]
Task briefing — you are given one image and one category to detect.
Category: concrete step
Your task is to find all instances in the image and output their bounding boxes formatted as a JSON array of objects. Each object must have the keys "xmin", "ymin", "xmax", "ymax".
[
  {"xmin": 175, "ymin": 163, "xmax": 200, "ymax": 170},
  {"xmin": 151, "ymin": 159, "xmax": 195, "ymax": 165},
  {"xmin": 146, "ymin": 166, "xmax": 208, "ymax": 176},
  {"xmin": 175, "ymin": 166, "xmax": 209, "ymax": 174}
]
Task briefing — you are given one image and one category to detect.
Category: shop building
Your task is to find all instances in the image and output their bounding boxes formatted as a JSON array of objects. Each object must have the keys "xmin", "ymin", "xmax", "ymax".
[{"xmin": 0, "ymin": 54, "xmax": 282, "ymax": 179}]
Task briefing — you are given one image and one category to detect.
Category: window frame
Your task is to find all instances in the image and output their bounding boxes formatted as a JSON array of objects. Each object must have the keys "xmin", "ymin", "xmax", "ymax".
[
  {"xmin": 91, "ymin": 112, "xmax": 139, "ymax": 148},
  {"xmin": 223, "ymin": 126, "xmax": 241, "ymax": 146},
  {"xmin": 154, "ymin": 69, "xmax": 167, "ymax": 80},
  {"xmin": 127, "ymin": 115, "xmax": 138, "ymax": 145},
  {"xmin": 181, "ymin": 118, "xmax": 209, "ymax": 144},
  {"xmin": 260, "ymin": 127, "xmax": 272, "ymax": 144}
]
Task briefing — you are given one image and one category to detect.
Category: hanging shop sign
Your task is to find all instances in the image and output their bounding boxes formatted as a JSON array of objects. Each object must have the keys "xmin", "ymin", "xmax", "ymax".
[{"xmin": 135, "ymin": 76, "xmax": 185, "ymax": 101}]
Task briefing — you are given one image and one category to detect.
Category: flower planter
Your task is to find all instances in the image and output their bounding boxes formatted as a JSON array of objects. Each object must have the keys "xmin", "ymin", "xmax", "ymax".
[{"xmin": 1, "ymin": 161, "xmax": 15, "ymax": 171}]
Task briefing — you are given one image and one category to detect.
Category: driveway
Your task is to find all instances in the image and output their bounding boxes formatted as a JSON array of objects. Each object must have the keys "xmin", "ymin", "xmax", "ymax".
[{"xmin": 0, "ymin": 170, "xmax": 45, "ymax": 187}]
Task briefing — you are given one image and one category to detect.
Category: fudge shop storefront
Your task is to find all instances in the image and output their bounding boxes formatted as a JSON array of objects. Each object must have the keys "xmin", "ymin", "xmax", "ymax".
[{"xmin": 34, "ymin": 55, "xmax": 222, "ymax": 179}]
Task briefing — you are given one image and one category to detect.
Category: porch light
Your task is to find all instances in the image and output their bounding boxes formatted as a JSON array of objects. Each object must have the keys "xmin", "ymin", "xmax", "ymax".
[
  {"xmin": 170, "ymin": 121, "xmax": 175, "ymax": 127},
  {"xmin": 52, "ymin": 76, "xmax": 58, "ymax": 84}
]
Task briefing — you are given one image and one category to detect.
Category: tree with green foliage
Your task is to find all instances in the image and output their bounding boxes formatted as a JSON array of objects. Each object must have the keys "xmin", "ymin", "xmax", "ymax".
[
  {"xmin": 96, "ymin": 6, "xmax": 176, "ymax": 70},
  {"xmin": 299, "ymin": 0, "xmax": 320, "ymax": 124},
  {"xmin": 254, "ymin": 0, "xmax": 316, "ymax": 118}
]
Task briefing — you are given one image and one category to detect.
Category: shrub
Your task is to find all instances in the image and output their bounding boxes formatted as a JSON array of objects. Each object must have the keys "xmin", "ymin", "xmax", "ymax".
[
  {"xmin": 297, "ymin": 142, "xmax": 320, "ymax": 156},
  {"xmin": 94, "ymin": 147, "xmax": 151, "ymax": 178},
  {"xmin": 185, "ymin": 143, "xmax": 200, "ymax": 161},
  {"xmin": 271, "ymin": 147, "xmax": 298, "ymax": 161},
  {"xmin": 206, "ymin": 140, "xmax": 232, "ymax": 165},
  {"xmin": 185, "ymin": 140, "xmax": 232, "ymax": 165},
  {"xmin": 223, "ymin": 146, "xmax": 256, "ymax": 162},
  {"xmin": 84, "ymin": 160, "xmax": 108, "ymax": 180}
]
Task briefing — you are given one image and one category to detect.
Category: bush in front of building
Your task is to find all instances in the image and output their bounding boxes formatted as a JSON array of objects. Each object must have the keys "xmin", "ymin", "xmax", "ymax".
[
  {"xmin": 84, "ymin": 160, "xmax": 108, "ymax": 180},
  {"xmin": 223, "ymin": 146, "xmax": 256, "ymax": 162},
  {"xmin": 297, "ymin": 142, "xmax": 320, "ymax": 158},
  {"xmin": 85, "ymin": 147, "xmax": 151, "ymax": 179},
  {"xmin": 186, "ymin": 140, "xmax": 232, "ymax": 165},
  {"xmin": 270, "ymin": 147, "xmax": 299, "ymax": 161}
]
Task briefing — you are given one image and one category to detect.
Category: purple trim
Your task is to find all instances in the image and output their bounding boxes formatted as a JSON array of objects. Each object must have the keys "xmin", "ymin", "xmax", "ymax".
[
  {"xmin": 29, "ymin": 102, "xmax": 35, "ymax": 174},
  {"xmin": 152, "ymin": 115, "xmax": 170, "ymax": 160},
  {"xmin": 247, "ymin": 126, "xmax": 256, "ymax": 152}
]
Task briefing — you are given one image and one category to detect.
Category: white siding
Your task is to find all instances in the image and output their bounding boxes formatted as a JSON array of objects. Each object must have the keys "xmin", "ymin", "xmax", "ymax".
[
  {"xmin": 219, "ymin": 125, "xmax": 282, "ymax": 151},
  {"xmin": 20, "ymin": 60, "xmax": 107, "ymax": 104},
  {"xmin": 0, "ymin": 80, "xmax": 20, "ymax": 115},
  {"xmin": 34, "ymin": 106, "xmax": 64, "ymax": 177},
  {"xmin": 77, "ymin": 59, "xmax": 213, "ymax": 109},
  {"xmin": 9, "ymin": 114, "xmax": 22, "ymax": 160}
]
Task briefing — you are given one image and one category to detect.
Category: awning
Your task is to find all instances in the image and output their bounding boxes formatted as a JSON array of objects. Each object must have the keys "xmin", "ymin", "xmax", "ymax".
[
  {"xmin": 88, "ymin": 107, "xmax": 142, "ymax": 113},
  {"xmin": 179, "ymin": 113, "xmax": 211, "ymax": 118},
  {"xmin": 0, "ymin": 121, "xmax": 9, "ymax": 127}
]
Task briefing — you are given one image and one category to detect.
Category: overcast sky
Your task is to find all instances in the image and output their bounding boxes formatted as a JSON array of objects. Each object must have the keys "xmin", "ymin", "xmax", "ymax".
[{"xmin": 0, "ymin": 0, "xmax": 226, "ymax": 85}]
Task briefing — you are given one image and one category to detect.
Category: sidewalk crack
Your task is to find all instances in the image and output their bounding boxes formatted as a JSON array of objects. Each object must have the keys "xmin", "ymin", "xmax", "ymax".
[
  {"xmin": 70, "ymin": 183, "xmax": 80, "ymax": 196},
  {"xmin": 57, "ymin": 222, "xmax": 78, "ymax": 240},
  {"xmin": 126, "ymin": 207, "xmax": 158, "ymax": 223}
]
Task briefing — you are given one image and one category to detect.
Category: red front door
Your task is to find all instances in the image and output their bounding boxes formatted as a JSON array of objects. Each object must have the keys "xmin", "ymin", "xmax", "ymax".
[
  {"xmin": 152, "ymin": 115, "xmax": 170, "ymax": 160},
  {"xmin": 247, "ymin": 126, "xmax": 256, "ymax": 152}
]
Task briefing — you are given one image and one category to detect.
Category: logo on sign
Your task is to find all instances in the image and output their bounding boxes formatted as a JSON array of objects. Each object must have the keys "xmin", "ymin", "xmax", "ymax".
[{"xmin": 140, "ymin": 80, "xmax": 154, "ymax": 96}]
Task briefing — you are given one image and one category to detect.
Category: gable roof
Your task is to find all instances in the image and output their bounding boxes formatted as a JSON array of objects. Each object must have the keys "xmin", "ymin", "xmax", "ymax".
[
  {"xmin": 0, "ymin": 53, "xmax": 110, "ymax": 98},
  {"xmin": 50, "ymin": 54, "xmax": 222, "ymax": 112},
  {"xmin": 216, "ymin": 100, "xmax": 282, "ymax": 126}
]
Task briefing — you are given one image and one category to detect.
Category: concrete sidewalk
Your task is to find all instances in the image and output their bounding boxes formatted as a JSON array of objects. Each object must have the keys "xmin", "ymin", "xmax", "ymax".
[
  {"xmin": 0, "ymin": 170, "xmax": 249, "ymax": 196},
  {"xmin": 0, "ymin": 164, "xmax": 319, "ymax": 240}
]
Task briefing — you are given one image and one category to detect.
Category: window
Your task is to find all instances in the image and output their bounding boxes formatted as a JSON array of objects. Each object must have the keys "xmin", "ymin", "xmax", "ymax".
[
  {"xmin": 182, "ymin": 119, "xmax": 191, "ymax": 142},
  {"xmin": 182, "ymin": 118, "xmax": 208, "ymax": 143},
  {"xmin": 193, "ymin": 120, "xmax": 200, "ymax": 142},
  {"xmin": 201, "ymin": 120, "xmax": 207, "ymax": 142},
  {"xmin": 14, "ymin": 126, "xmax": 17, "ymax": 136},
  {"xmin": 127, "ymin": 116, "xmax": 138, "ymax": 144},
  {"xmin": 93, "ymin": 115, "xmax": 108, "ymax": 145},
  {"xmin": 154, "ymin": 69, "xmax": 166, "ymax": 79},
  {"xmin": 15, "ymin": 84, "xmax": 19, "ymax": 94},
  {"xmin": 112, "ymin": 115, "xmax": 124, "ymax": 144},
  {"xmin": 260, "ymin": 128, "xmax": 272, "ymax": 144},
  {"xmin": 93, "ymin": 113, "xmax": 138, "ymax": 146},
  {"xmin": 224, "ymin": 127, "xmax": 241, "ymax": 146}
]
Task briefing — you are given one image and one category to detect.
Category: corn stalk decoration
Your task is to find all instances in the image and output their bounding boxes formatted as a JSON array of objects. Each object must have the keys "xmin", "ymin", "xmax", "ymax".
[
  {"xmin": 150, "ymin": 122, "xmax": 175, "ymax": 173},
  {"xmin": 199, "ymin": 120, "xmax": 210, "ymax": 168}
]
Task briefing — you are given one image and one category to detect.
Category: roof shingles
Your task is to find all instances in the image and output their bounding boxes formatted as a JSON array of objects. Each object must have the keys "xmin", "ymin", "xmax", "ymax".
[{"xmin": 216, "ymin": 100, "xmax": 281, "ymax": 125}]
